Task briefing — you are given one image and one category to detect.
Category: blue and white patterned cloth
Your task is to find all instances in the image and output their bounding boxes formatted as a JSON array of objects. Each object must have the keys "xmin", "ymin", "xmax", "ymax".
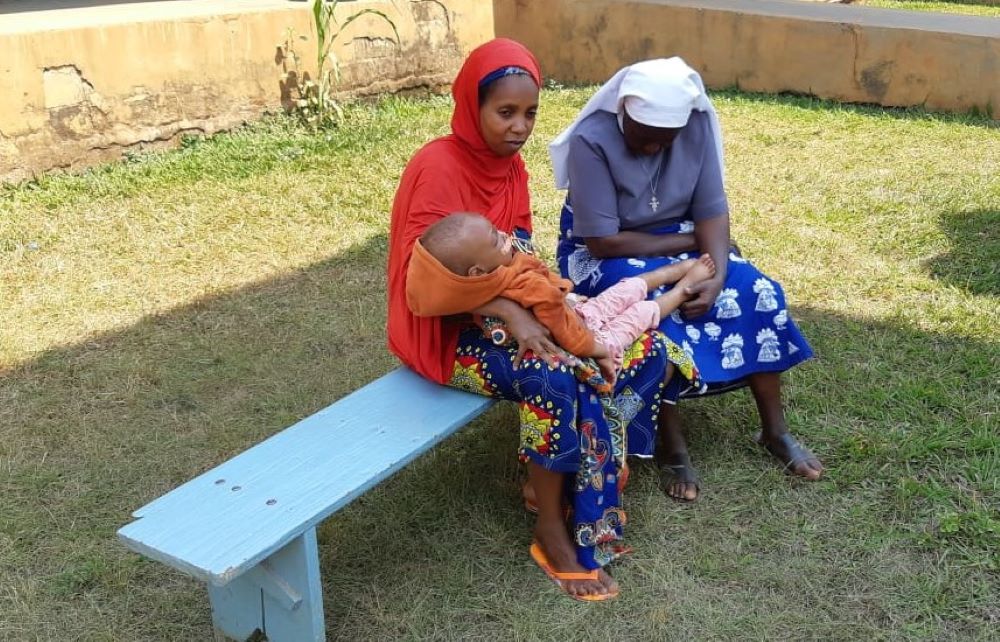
[{"xmin": 556, "ymin": 200, "xmax": 814, "ymax": 398}]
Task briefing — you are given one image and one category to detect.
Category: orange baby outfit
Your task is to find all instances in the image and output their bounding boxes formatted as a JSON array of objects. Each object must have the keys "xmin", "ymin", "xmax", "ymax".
[{"xmin": 406, "ymin": 240, "xmax": 596, "ymax": 356}]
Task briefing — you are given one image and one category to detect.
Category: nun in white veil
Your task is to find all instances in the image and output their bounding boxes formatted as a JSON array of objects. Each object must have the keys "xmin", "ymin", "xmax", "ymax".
[{"xmin": 550, "ymin": 57, "xmax": 823, "ymax": 502}]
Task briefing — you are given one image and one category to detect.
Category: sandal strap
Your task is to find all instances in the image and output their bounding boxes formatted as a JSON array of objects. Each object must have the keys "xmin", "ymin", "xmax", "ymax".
[
  {"xmin": 758, "ymin": 431, "xmax": 814, "ymax": 466},
  {"xmin": 551, "ymin": 569, "xmax": 600, "ymax": 581}
]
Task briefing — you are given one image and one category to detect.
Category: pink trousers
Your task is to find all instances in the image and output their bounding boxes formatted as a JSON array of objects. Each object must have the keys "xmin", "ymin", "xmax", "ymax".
[{"xmin": 574, "ymin": 277, "xmax": 660, "ymax": 371}]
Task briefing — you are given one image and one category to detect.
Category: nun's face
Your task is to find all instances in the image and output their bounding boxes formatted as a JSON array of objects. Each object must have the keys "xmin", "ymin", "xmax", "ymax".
[{"xmin": 622, "ymin": 110, "xmax": 681, "ymax": 156}]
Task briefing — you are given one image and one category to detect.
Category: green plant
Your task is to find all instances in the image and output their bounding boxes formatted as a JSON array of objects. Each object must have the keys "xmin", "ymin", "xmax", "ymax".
[{"xmin": 280, "ymin": 0, "xmax": 400, "ymax": 128}]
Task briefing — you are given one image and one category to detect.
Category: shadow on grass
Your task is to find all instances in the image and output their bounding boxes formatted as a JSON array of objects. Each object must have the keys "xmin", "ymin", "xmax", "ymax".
[
  {"xmin": 318, "ymin": 307, "xmax": 998, "ymax": 638},
  {"xmin": 1, "ymin": 233, "xmax": 401, "ymax": 638},
  {"xmin": 2, "ymin": 236, "xmax": 997, "ymax": 639},
  {"xmin": 925, "ymin": 208, "xmax": 999, "ymax": 296}
]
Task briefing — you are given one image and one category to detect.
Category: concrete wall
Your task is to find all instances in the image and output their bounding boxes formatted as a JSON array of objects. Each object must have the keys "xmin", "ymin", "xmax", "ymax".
[
  {"xmin": 0, "ymin": 0, "xmax": 493, "ymax": 182},
  {"xmin": 494, "ymin": 0, "xmax": 999, "ymax": 117}
]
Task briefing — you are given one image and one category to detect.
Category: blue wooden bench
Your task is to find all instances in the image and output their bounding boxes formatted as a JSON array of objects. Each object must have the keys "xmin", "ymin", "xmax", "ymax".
[{"xmin": 117, "ymin": 367, "xmax": 494, "ymax": 641}]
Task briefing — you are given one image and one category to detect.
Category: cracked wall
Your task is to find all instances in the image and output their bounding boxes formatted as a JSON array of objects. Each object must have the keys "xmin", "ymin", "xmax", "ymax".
[
  {"xmin": 494, "ymin": 0, "xmax": 999, "ymax": 119},
  {"xmin": 0, "ymin": 0, "xmax": 493, "ymax": 183}
]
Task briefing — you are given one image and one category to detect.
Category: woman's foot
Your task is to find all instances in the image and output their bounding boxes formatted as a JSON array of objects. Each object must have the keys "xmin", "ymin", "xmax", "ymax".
[
  {"xmin": 756, "ymin": 430, "xmax": 823, "ymax": 480},
  {"xmin": 656, "ymin": 451, "xmax": 700, "ymax": 501},
  {"xmin": 533, "ymin": 519, "xmax": 618, "ymax": 599},
  {"xmin": 748, "ymin": 373, "xmax": 823, "ymax": 480},
  {"xmin": 655, "ymin": 402, "xmax": 701, "ymax": 500}
]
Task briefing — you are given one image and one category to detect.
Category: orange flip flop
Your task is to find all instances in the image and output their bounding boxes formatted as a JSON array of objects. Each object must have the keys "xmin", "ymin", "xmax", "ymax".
[{"xmin": 529, "ymin": 541, "xmax": 619, "ymax": 602}]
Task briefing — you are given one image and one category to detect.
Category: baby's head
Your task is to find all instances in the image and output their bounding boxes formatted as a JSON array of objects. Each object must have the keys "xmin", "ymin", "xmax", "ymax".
[{"xmin": 419, "ymin": 212, "xmax": 515, "ymax": 277}]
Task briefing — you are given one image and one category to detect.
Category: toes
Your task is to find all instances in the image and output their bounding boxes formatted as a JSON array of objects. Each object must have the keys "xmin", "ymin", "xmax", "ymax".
[
  {"xmin": 792, "ymin": 459, "xmax": 823, "ymax": 480},
  {"xmin": 571, "ymin": 579, "xmax": 606, "ymax": 597},
  {"xmin": 805, "ymin": 458, "xmax": 824, "ymax": 479},
  {"xmin": 598, "ymin": 569, "xmax": 619, "ymax": 593},
  {"xmin": 666, "ymin": 480, "xmax": 698, "ymax": 501}
]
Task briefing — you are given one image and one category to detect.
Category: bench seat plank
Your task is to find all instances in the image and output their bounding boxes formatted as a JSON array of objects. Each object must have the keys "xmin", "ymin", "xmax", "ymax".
[{"xmin": 118, "ymin": 367, "xmax": 494, "ymax": 586}]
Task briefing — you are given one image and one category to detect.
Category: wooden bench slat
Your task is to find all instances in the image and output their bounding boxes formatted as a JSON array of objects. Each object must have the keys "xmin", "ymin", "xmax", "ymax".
[{"xmin": 117, "ymin": 367, "xmax": 494, "ymax": 585}]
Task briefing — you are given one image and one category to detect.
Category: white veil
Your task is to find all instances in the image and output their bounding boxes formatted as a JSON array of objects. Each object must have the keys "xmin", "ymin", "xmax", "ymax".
[{"xmin": 548, "ymin": 57, "xmax": 723, "ymax": 189}]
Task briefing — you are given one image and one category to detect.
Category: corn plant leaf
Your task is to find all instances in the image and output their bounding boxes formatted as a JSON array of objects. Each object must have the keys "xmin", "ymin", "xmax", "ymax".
[{"xmin": 334, "ymin": 9, "xmax": 401, "ymax": 45}]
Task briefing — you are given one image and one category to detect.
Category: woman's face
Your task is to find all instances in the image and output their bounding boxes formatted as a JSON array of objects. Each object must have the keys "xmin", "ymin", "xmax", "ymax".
[
  {"xmin": 478, "ymin": 74, "xmax": 539, "ymax": 157},
  {"xmin": 622, "ymin": 110, "xmax": 682, "ymax": 156}
]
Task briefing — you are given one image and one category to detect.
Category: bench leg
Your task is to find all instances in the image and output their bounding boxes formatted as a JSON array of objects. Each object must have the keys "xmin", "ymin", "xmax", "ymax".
[{"xmin": 208, "ymin": 527, "xmax": 325, "ymax": 641}]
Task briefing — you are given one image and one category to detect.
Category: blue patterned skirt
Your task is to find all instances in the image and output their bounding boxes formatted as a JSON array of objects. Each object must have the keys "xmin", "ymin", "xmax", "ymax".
[
  {"xmin": 556, "ymin": 200, "xmax": 814, "ymax": 398},
  {"xmin": 449, "ymin": 326, "xmax": 674, "ymax": 569}
]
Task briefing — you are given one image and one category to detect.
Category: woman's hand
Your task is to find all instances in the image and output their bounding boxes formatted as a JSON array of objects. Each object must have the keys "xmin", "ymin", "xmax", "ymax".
[
  {"xmin": 679, "ymin": 214, "xmax": 731, "ymax": 318},
  {"xmin": 504, "ymin": 306, "xmax": 567, "ymax": 370},
  {"xmin": 474, "ymin": 296, "xmax": 580, "ymax": 369},
  {"xmin": 680, "ymin": 276, "xmax": 724, "ymax": 319}
]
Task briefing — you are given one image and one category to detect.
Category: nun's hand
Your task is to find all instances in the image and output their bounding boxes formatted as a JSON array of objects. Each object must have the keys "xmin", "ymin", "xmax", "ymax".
[{"xmin": 681, "ymin": 277, "xmax": 723, "ymax": 319}]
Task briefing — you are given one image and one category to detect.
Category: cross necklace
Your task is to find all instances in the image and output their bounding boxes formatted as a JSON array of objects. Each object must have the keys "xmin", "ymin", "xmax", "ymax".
[{"xmin": 641, "ymin": 151, "xmax": 665, "ymax": 211}]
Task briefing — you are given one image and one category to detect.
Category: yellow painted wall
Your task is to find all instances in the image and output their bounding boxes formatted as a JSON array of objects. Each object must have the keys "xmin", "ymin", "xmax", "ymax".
[
  {"xmin": 4, "ymin": 0, "xmax": 996, "ymax": 181},
  {"xmin": 0, "ymin": 0, "xmax": 494, "ymax": 182},
  {"xmin": 494, "ymin": 0, "xmax": 999, "ymax": 117}
]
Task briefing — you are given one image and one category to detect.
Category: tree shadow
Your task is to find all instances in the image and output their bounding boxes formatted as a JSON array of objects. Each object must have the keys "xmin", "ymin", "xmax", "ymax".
[
  {"xmin": 924, "ymin": 208, "xmax": 999, "ymax": 296},
  {"xmin": 3, "ymin": 233, "xmax": 996, "ymax": 638},
  {"xmin": 1, "ymin": 232, "xmax": 408, "ymax": 638},
  {"xmin": 318, "ymin": 304, "xmax": 997, "ymax": 639}
]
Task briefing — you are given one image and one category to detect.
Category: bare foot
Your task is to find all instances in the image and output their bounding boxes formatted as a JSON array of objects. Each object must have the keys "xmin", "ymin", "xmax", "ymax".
[
  {"xmin": 533, "ymin": 519, "xmax": 617, "ymax": 599},
  {"xmin": 657, "ymin": 451, "xmax": 700, "ymax": 501},
  {"xmin": 676, "ymin": 253, "xmax": 716, "ymax": 289},
  {"xmin": 653, "ymin": 255, "xmax": 717, "ymax": 318},
  {"xmin": 639, "ymin": 259, "xmax": 697, "ymax": 292}
]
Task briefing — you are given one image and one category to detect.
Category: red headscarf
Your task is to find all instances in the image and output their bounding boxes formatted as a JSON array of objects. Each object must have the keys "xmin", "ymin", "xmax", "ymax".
[{"xmin": 386, "ymin": 38, "xmax": 542, "ymax": 383}]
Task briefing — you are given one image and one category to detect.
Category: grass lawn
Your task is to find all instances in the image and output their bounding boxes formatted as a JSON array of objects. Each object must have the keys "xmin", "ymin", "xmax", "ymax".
[{"xmin": 1, "ymin": 88, "xmax": 997, "ymax": 640}]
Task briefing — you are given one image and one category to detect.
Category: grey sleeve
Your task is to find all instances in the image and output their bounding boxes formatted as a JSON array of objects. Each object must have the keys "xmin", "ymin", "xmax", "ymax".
[
  {"xmin": 567, "ymin": 134, "xmax": 622, "ymax": 238},
  {"xmin": 688, "ymin": 119, "xmax": 729, "ymax": 221}
]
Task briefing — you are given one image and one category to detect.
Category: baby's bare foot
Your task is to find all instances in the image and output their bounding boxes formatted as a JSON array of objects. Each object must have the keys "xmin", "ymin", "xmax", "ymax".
[
  {"xmin": 652, "ymin": 254, "xmax": 720, "ymax": 318},
  {"xmin": 675, "ymin": 254, "xmax": 715, "ymax": 290},
  {"xmin": 640, "ymin": 259, "xmax": 697, "ymax": 291}
]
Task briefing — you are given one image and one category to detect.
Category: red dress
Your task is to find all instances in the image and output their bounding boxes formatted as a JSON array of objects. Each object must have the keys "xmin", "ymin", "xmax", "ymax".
[{"xmin": 386, "ymin": 38, "xmax": 539, "ymax": 383}]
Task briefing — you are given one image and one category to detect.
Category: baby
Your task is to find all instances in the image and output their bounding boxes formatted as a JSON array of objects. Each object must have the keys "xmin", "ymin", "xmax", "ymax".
[{"xmin": 406, "ymin": 212, "xmax": 715, "ymax": 383}]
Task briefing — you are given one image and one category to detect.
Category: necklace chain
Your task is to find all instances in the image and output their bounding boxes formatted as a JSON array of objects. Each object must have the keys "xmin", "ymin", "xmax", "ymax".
[{"xmin": 641, "ymin": 152, "xmax": 664, "ymax": 211}]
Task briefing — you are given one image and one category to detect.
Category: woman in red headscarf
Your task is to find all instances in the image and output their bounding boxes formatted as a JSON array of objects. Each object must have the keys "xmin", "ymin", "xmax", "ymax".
[{"xmin": 387, "ymin": 39, "xmax": 699, "ymax": 601}]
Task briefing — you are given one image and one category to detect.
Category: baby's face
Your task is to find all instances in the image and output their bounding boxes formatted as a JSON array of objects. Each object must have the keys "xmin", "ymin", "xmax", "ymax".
[{"xmin": 464, "ymin": 215, "xmax": 515, "ymax": 275}]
